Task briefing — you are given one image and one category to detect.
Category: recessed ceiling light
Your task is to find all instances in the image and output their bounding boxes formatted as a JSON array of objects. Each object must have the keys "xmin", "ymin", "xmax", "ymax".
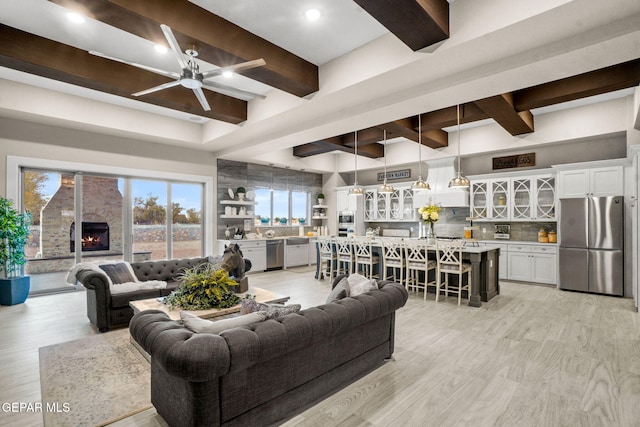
[
  {"xmin": 154, "ymin": 44, "xmax": 168, "ymax": 54},
  {"xmin": 222, "ymin": 70, "xmax": 233, "ymax": 78},
  {"xmin": 67, "ymin": 12, "xmax": 85, "ymax": 23},
  {"xmin": 305, "ymin": 9, "xmax": 321, "ymax": 21}
]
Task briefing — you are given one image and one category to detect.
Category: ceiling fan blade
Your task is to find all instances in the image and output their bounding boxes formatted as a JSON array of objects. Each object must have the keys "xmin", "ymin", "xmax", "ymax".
[
  {"xmin": 202, "ymin": 81, "xmax": 267, "ymax": 100},
  {"xmin": 160, "ymin": 24, "xmax": 190, "ymax": 70},
  {"xmin": 89, "ymin": 51, "xmax": 180, "ymax": 79},
  {"xmin": 192, "ymin": 88, "xmax": 211, "ymax": 111},
  {"xmin": 201, "ymin": 58, "xmax": 267, "ymax": 79},
  {"xmin": 132, "ymin": 80, "xmax": 182, "ymax": 97}
]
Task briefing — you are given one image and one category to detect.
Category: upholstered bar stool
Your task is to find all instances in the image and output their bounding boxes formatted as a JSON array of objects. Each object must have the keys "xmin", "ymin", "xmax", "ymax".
[
  {"xmin": 335, "ymin": 237, "xmax": 355, "ymax": 276},
  {"xmin": 404, "ymin": 239, "xmax": 437, "ymax": 298},
  {"xmin": 317, "ymin": 236, "xmax": 337, "ymax": 280},
  {"xmin": 435, "ymin": 239, "xmax": 472, "ymax": 306},
  {"xmin": 353, "ymin": 237, "xmax": 380, "ymax": 279},
  {"xmin": 381, "ymin": 238, "xmax": 406, "ymax": 286}
]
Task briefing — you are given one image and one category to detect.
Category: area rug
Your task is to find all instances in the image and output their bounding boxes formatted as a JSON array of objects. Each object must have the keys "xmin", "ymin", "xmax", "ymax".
[{"xmin": 39, "ymin": 328, "xmax": 152, "ymax": 426}]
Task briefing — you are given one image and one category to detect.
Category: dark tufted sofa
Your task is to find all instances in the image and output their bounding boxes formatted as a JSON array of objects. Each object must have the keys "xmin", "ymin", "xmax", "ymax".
[
  {"xmin": 76, "ymin": 257, "xmax": 208, "ymax": 332},
  {"xmin": 129, "ymin": 278, "xmax": 408, "ymax": 427}
]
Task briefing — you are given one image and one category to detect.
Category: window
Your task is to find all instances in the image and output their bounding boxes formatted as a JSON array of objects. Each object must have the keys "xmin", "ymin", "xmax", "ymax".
[
  {"xmin": 253, "ymin": 188, "xmax": 308, "ymax": 226},
  {"xmin": 291, "ymin": 191, "xmax": 308, "ymax": 225}
]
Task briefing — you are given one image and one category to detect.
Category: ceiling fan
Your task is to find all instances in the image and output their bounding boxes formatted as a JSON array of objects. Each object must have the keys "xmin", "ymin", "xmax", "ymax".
[{"xmin": 90, "ymin": 24, "xmax": 266, "ymax": 111}]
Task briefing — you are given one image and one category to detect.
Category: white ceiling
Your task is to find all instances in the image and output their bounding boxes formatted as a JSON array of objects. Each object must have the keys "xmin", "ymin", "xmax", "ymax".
[{"xmin": 1, "ymin": 0, "xmax": 639, "ymax": 173}]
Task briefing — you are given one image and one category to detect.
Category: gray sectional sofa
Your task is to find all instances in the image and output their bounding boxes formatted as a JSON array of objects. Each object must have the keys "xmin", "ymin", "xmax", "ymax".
[
  {"xmin": 129, "ymin": 279, "xmax": 408, "ymax": 427},
  {"xmin": 76, "ymin": 257, "xmax": 209, "ymax": 331}
]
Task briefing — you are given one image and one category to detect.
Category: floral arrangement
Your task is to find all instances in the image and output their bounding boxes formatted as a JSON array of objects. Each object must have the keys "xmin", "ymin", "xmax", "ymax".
[
  {"xmin": 418, "ymin": 204, "xmax": 441, "ymax": 224},
  {"xmin": 164, "ymin": 262, "xmax": 242, "ymax": 310}
]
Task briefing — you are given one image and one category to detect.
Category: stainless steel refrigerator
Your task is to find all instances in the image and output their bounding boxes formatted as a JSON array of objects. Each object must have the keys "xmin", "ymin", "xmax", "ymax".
[{"xmin": 559, "ymin": 196, "xmax": 624, "ymax": 296}]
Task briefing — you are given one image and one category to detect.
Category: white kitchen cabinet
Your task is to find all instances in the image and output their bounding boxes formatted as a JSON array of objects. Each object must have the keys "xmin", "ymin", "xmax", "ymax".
[
  {"xmin": 364, "ymin": 185, "xmax": 416, "ymax": 222},
  {"xmin": 557, "ymin": 165, "xmax": 623, "ymax": 198},
  {"xmin": 511, "ymin": 174, "xmax": 556, "ymax": 221},
  {"xmin": 286, "ymin": 243, "xmax": 309, "ymax": 267},
  {"xmin": 470, "ymin": 178, "xmax": 510, "ymax": 221},
  {"xmin": 336, "ymin": 190, "xmax": 349, "ymax": 212},
  {"xmin": 507, "ymin": 243, "xmax": 556, "ymax": 284}
]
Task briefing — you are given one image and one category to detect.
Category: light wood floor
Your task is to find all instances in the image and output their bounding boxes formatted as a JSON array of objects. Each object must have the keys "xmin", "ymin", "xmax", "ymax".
[{"xmin": 1, "ymin": 267, "xmax": 639, "ymax": 426}]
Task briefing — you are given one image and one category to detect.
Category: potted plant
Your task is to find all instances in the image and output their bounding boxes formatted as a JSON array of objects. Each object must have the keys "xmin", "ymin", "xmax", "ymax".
[
  {"xmin": 0, "ymin": 198, "xmax": 32, "ymax": 306},
  {"xmin": 236, "ymin": 187, "xmax": 246, "ymax": 201},
  {"xmin": 317, "ymin": 193, "xmax": 325, "ymax": 205},
  {"xmin": 164, "ymin": 263, "xmax": 242, "ymax": 310}
]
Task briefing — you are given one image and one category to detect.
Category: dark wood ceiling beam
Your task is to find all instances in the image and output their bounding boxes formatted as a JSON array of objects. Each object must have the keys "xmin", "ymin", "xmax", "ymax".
[
  {"xmin": 514, "ymin": 58, "xmax": 640, "ymax": 111},
  {"xmin": 420, "ymin": 103, "xmax": 489, "ymax": 130},
  {"xmin": 354, "ymin": 0, "xmax": 449, "ymax": 51},
  {"xmin": 49, "ymin": 0, "xmax": 319, "ymax": 97},
  {"xmin": 378, "ymin": 118, "xmax": 418, "ymax": 141},
  {"xmin": 474, "ymin": 93, "xmax": 534, "ymax": 135},
  {"xmin": 343, "ymin": 128, "xmax": 385, "ymax": 147},
  {"xmin": 0, "ymin": 24, "xmax": 247, "ymax": 123},
  {"xmin": 293, "ymin": 134, "xmax": 384, "ymax": 158}
]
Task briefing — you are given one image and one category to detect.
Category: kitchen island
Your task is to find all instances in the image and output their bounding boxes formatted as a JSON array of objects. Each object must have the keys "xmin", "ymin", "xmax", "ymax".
[{"xmin": 315, "ymin": 238, "xmax": 500, "ymax": 307}]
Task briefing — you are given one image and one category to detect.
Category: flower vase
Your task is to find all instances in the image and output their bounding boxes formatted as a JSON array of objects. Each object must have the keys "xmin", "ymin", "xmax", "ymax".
[
  {"xmin": 237, "ymin": 193, "xmax": 245, "ymax": 201},
  {"xmin": 425, "ymin": 222, "xmax": 436, "ymax": 245}
]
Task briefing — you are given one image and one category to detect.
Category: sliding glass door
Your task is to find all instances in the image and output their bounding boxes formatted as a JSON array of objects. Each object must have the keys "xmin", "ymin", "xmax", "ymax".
[{"xmin": 21, "ymin": 169, "xmax": 205, "ymax": 294}]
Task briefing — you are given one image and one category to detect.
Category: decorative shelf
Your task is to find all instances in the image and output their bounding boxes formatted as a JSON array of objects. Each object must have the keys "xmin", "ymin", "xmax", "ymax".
[
  {"xmin": 220, "ymin": 200, "xmax": 255, "ymax": 205},
  {"xmin": 312, "ymin": 216, "xmax": 328, "ymax": 220},
  {"xmin": 312, "ymin": 204, "xmax": 328, "ymax": 209},
  {"xmin": 220, "ymin": 215, "xmax": 254, "ymax": 219}
]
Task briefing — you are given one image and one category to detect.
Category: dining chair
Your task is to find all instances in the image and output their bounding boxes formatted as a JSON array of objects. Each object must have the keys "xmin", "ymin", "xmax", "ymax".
[
  {"xmin": 381, "ymin": 238, "xmax": 405, "ymax": 286},
  {"xmin": 435, "ymin": 239, "xmax": 472, "ymax": 306},
  {"xmin": 334, "ymin": 237, "xmax": 355, "ymax": 276},
  {"xmin": 353, "ymin": 237, "xmax": 380, "ymax": 279},
  {"xmin": 404, "ymin": 239, "xmax": 437, "ymax": 298},
  {"xmin": 316, "ymin": 236, "xmax": 337, "ymax": 280}
]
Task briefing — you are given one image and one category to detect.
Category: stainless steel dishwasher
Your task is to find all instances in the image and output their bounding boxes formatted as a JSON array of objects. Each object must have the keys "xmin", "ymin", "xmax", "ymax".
[{"xmin": 266, "ymin": 239, "xmax": 284, "ymax": 270}]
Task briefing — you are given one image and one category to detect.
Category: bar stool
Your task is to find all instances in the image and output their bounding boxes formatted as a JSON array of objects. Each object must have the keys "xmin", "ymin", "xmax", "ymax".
[
  {"xmin": 353, "ymin": 237, "xmax": 380, "ymax": 279},
  {"xmin": 381, "ymin": 238, "xmax": 405, "ymax": 286},
  {"xmin": 435, "ymin": 239, "xmax": 472, "ymax": 306},
  {"xmin": 404, "ymin": 239, "xmax": 437, "ymax": 298},
  {"xmin": 317, "ymin": 236, "xmax": 336, "ymax": 280},
  {"xmin": 335, "ymin": 237, "xmax": 355, "ymax": 276}
]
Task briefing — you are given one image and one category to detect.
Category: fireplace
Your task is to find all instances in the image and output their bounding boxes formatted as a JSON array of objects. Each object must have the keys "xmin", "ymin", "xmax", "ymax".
[{"xmin": 70, "ymin": 222, "xmax": 110, "ymax": 252}]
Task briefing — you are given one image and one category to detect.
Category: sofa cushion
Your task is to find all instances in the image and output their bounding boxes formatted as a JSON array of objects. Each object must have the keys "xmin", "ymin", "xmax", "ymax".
[
  {"xmin": 347, "ymin": 273, "xmax": 378, "ymax": 296},
  {"xmin": 239, "ymin": 299, "xmax": 302, "ymax": 319},
  {"xmin": 99, "ymin": 262, "xmax": 136, "ymax": 284},
  {"xmin": 326, "ymin": 277, "xmax": 348, "ymax": 303},
  {"xmin": 180, "ymin": 311, "xmax": 267, "ymax": 334}
]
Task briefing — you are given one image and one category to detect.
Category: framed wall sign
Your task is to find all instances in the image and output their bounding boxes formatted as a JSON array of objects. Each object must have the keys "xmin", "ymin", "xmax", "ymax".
[
  {"xmin": 377, "ymin": 169, "xmax": 411, "ymax": 182},
  {"xmin": 492, "ymin": 153, "xmax": 535, "ymax": 170}
]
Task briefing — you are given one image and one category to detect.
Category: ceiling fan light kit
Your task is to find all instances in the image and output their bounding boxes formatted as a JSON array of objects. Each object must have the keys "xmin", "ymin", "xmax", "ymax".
[
  {"xmin": 89, "ymin": 24, "xmax": 266, "ymax": 111},
  {"xmin": 449, "ymin": 104, "xmax": 470, "ymax": 189}
]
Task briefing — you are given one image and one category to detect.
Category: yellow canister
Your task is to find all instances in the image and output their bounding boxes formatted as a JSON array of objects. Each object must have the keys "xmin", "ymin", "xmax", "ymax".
[
  {"xmin": 538, "ymin": 228, "xmax": 548, "ymax": 243},
  {"xmin": 548, "ymin": 231, "xmax": 557, "ymax": 243}
]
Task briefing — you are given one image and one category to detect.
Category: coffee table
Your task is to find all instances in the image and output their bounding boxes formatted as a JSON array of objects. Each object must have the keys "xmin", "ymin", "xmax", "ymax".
[{"xmin": 129, "ymin": 286, "xmax": 290, "ymax": 321}]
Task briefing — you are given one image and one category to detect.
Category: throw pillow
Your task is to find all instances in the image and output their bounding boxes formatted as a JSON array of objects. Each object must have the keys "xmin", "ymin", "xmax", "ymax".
[
  {"xmin": 258, "ymin": 303, "xmax": 302, "ymax": 319},
  {"xmin": 240, "ymin": 298, "xmax": 259, "ymax": 315},
  {"xmin": 326, "ymin": 277, "xmax": 348, "ymax": 303},
  {"xmin": 180, "ymin": 311, "xmax": 267, "ymax": 334},
  {"xmin": 99, "ymin": 262, "xmax": 136, "ymax": 284},
  {"xmin": 347, "ymin": 273, "xmax": 378, "ymax": 296}
]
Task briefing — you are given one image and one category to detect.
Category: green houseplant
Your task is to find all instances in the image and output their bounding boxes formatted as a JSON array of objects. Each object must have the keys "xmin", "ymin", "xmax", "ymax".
[
  {"xmin": 317, "ymin": 193, "xmax": 325, "ymax": 205},
  {"xmin": 0, "ymin": 198, "xmax": 32, "ymax": 305},
  {"xmin": 164, "ymin": 262, "xmax": 242, "ymax": 310}
]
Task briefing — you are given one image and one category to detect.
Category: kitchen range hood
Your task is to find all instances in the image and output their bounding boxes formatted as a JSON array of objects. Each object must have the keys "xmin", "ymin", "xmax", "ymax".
[{"xmin": 413, "ymin": 158, "xmax": 469, "ymax": 207}]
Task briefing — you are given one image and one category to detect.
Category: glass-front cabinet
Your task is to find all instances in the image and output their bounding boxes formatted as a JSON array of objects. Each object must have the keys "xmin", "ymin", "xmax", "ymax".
[
  {"xmin": 470, "ymin": 181, "xmax": 488, "ymax": 219},
  {"xmin": 534, "ymin": 175, "xmax": 556, "ymax": 220},
  {"xmin": 471, "ymin": 171, "xmax": 556, "ymax": 222},
  {"xmin": 363, "ymin": 185, "xmax": 416, "ymax": 222},
  {"xmin": 490, "ymin": 179, "xmax": 510, "ymax": 220}
]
